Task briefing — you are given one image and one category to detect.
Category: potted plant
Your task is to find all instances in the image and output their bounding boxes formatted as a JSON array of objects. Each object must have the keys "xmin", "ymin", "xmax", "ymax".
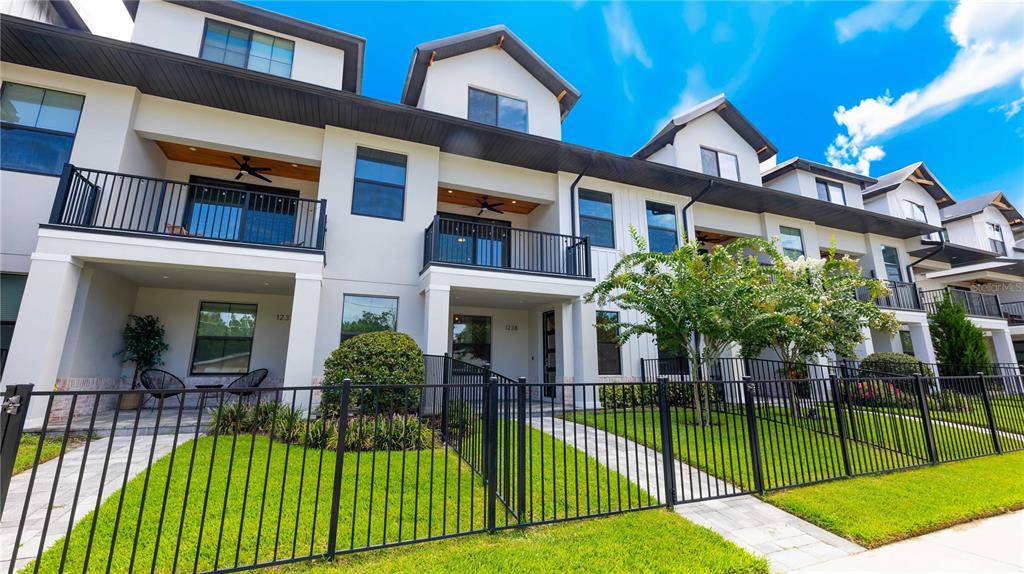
[{"xmin": 114, "ymin": 314, "xmax": 169, "ymax": 410}]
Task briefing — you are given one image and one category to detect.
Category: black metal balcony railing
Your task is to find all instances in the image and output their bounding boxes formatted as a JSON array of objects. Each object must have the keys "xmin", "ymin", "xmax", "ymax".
[
  {"xmin": 1001, "ymin": 301, "xmax": 1024, "ymax": 326},
  {"xmin": 49, "ymin": 165, "xmax": 327, "ymax": 251},
  {"xmin": 922, "ymin": 287, "xmax": 1003, "ymax": 319},
  {"xmin": 870, "ymin": 280, "xmax": 924, "ymax": 311},
  {"xmin": 423, "ymin": 215, "xmax": 592, "ymax": 279}
]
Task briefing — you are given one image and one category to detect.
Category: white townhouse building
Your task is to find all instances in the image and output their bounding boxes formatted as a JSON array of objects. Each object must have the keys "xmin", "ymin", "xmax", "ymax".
[{"xmin": 0, "ymin": 0, "xmax": 1020, "ymax": 417}]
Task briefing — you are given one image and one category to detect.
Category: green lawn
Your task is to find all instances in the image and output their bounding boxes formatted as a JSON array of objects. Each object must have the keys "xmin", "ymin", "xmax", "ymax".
[
  {"xmin": 285, "ymin": 510, "xmax": 769, "ymax": 574},
  {"xmin": 567, "ymin": 405, "xmax": 1023, "ymax": 491},
  {"xmin": 765, "ymin": 450, "xmax": 1024, "ymax": 547},
  {"xmin": 14, "ymin": 433, "xmax": 90, "ymax": 475},
  {"xmin": 30, "ymin": 426, "xmax": 654, "ymax": 573}
]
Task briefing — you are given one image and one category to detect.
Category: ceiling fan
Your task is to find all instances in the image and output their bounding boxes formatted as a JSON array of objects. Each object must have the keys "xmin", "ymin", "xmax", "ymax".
[
  {"xmin": 232, "ymin": 155, "xmax": 272, "ymax": 183},
  {"xmin": 476, "ymin": 196, "xmax": 505, "ymax": 215}
]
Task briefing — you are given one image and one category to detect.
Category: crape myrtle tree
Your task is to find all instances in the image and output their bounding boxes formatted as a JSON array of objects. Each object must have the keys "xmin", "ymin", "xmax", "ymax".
[
  {"xmin": 586, "ymin": 228, "xmax": 780, "ymax": 425},
  {"xmin": 737, "ymin": 247, "xmax": 900, "ymax": 417}
]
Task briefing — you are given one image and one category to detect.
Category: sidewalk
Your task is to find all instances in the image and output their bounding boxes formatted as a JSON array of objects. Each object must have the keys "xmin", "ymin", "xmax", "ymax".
[{"xmin": 795, "ymin": 510, "xmax": 1024, "ymax": 573}]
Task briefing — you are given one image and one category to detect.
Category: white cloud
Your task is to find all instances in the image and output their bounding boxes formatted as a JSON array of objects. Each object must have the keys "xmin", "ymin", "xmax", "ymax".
[
  {"xmin": 711, "ymin": 22, "xmax": 735, "ymax": 44},
  {"xmin": 834, "ymin": 1, "xmax": 929, "ymax": 43},
  {"xmin": 683, "ymin": 2, "xmax": 706, "ymax": 34},
  {"xmin": 602, "ymin": 1, "xmax": 652, "ymax": 68},
  {"xmin": 654, "ymin": 66, "xmax": 714, "ymax": 133},
  {"xmin": 826, "ymin": 1, "xmax": 1024, "ymax": 175}
]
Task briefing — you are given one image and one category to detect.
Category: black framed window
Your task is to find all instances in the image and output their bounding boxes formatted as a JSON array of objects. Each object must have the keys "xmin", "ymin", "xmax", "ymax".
[
  {"xmin": 191, "ymin": 302, "xmax": 257, "ymax": 375},
  {"xmin": 352, "ymin": 147, "xmax": 407, "ymax": 220},
  {"xmin": 185, "ymin": 176, "xmax": 300, "ymax": 244},
  {"xmin": 341, "ymin": 295, "xmax": 398, "ymax": 343},
  {"xmin": 579, "ymin": 189, "xmax": 614, "ymax": 248},
  {"xmin": 779, "ymin": 226, "xmax": 804, "ymax": 259},
  {"xmin": 646, "ymin": 201, "xmax": 678, "ymax": 253},
  {"xmin": 1, "ymin": 83, "xmax": 84, "ymax": 176},
  {"xmin": 987, "ymin": 222, "xmax": 1006, "ymax": 255},
  {"xmin": 596, "ymin": 311, "xmax": 621, "ymax": 375},
  {"xmin": 815, "ymin": 178, "xmax": 846, "ymax": 205},
  {"xmin": 902, "ymin": 200, "xmax": 928, "ymax": 223},
  {"xmin": 881, "ymin": 246, "xmax": 903, "ymax": 282},
  {"xmin": 452, "ymin": 315, "xmax": 491, "ymax": 367},
  {"xmin": 468, "ymin": 88, "xmax": 528, "ymax": 132},
  {"xmin": 899, "ymin": 331, "xmax": 915, "ymax": 357},
  {"xmin": 700, "ymin": 147, "xmax": 739, "ymax": 181},
  {"xmin": 200, "ymin": 20, "xmax": 294, "ymax": 78}
]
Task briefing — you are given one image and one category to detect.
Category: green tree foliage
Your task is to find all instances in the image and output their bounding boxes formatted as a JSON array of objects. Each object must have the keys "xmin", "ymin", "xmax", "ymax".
[
  {"xmin": 114, "ymin": 314, "xmax": 169, "ymax": 389},
  {"xmin": 322, "ymin": 331, "xmax": 425, "ymax": 416},
  {"xmin": 860, "ymin": 351, "xmax": 932, "ymax": 377},
  {"xmin": 587, "ymin": 228, "xmax": 780, "ymax": 423},
  {"xmin": 342, "ymin": 310, "xmax": 396, "ymax": 336},
  {"xmin": 929, "ymin": 295, "xmax": 990, "ymax": 371}
]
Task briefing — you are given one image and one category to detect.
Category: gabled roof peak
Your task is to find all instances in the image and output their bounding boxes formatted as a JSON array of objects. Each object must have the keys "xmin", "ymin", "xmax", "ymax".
[
  {"xmin": 762, "ymin": 156, "xmax": 876, "ymax": 186},
  {"xmin": 634, "ymin": 94, "xmax": 777, "ymax": 162},
  {"xmin": 862, "ymin": 162, "xmax": 955, "ymax": 207},
  {"xmin": 941, "ymin": 191, "xmax": 1023, "ymax": 228},
  {"xmin": 400, "ymin": 25, "xmax": 580, "ymax": 119}
]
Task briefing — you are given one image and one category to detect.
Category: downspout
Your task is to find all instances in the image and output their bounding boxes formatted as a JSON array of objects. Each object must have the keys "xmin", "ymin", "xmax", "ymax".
[
  {"xmin": 681, "ymin": 181, "xmax": 715, "ymax": 242},
  {"xmin": 569, "ymin": 155, "xmax": 595, "ymax": 237},
  {"xmin": 907, "ymin": 233, "xmax": 945, "ymax": 283}
]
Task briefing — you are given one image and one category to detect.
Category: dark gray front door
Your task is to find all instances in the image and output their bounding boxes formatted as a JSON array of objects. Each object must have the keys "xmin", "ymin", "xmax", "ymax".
[{"xmin": 543, "ymin": 310, "xmax": 556, "ymax": 398}]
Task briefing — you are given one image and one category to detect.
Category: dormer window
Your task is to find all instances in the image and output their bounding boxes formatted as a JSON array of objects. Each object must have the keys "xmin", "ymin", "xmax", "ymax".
[
  {"xmin": 902, "ymin": 200, "xmax": 928, "ymax": 223},
  {"xmin": 468, "ymin": 88, "xmax": 528, "ymax": 132},
  {"xmin": 988, "ymin": 222, "xmax": 1006, "ymax": 255},
  {"xmin": 815, "ymin": 178, "xmax": 846, "ymax": 206},
  {"xmin": 700, "ymin": 147, "xmax": 739, "ymax": 181},
  {"xmin": 200, "ymin": 20, "xmax": 295, "ymax": 78}
]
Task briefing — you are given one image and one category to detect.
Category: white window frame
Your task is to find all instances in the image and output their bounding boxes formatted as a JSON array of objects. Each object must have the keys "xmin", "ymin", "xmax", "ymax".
[{"xmin": 700, "ymin": 146, "xmax": 740, "ymax": 181}]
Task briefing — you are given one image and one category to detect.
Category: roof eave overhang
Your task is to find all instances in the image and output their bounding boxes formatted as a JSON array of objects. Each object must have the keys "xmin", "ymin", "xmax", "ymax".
[{"xmin": 0, "ymin": 17, "xmax": 936, "ymax": 241}]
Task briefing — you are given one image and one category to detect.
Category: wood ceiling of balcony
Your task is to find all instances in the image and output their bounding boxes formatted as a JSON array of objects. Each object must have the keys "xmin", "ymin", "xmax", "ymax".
[
  {"xmin": 437, "ymin": 187, "xmax": 538, "ymax": 214},
  {"xmin": 155, "ymin": 141, "xmax": 321, "ymax": 182}
]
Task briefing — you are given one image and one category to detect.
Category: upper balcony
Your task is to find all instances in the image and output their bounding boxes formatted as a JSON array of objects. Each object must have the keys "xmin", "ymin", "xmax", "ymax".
[
  {"xmin": 858, "ymin": 279, "xmax": 924, "ymax": 312},
  {"xmin": 922, "ymin": 287, "xmax": 1002, "ymax": 319},
  {"xmin": 48, "ymin": 165, "xmax": 326, "ymax": 252},
  {"xmin": 422, "ymin": 215, "xmax": 591, "ymax": 279},
  {"xmin": 1000, "ymin": 302, "xmax": 1024, "ymax": 326}
]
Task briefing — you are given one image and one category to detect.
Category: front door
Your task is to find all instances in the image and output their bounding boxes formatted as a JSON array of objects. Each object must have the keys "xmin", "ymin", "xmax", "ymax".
[{"xmin": 543, "ymin": 310, "xmax": 556, "ymax": 398}]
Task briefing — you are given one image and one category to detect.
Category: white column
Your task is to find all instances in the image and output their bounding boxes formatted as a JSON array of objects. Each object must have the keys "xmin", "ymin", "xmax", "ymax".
[
  {"xmin": 908, "ymin": 322, "xmax": 937, "ymax": 364},
  {"xmin": 571, "ymin": 297, "xmax": 599, "ymax": 407},
  {"xmin": 855, "ymin": 326, "xmax": 875, "ymax": 358},
  {"xmin": 422, "ymin": 285, "xmax": 451, "ymax": 356},
  {"xmin": 1, "ymin": 253, "xmax": 83, "ymax": 426},
  {"xmin": 991, "ymin": 328, "xmax": 1018, "ymax": 368},
  {"xmin": 283, "ymin": 274, "xmax": 322, "ymax": 410}
]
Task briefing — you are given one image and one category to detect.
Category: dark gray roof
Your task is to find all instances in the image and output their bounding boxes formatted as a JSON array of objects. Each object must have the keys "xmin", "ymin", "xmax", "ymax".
[
  {"xmin": 862, "ymin": 162, "xmax": 956, "ymax": 207},
  {"xmin": 909, "ymin": 242, "xmax": 996, "ymax": 267},
  {"xmin": 125, "ymin": 0, "xmax": 365, "ymax": 93},
  {"xmin": 400, "ymin": 25, "xmax": 580, "ymax": 119},
  {"xmin": 634, "ymin": 94, "xmax": 777, "ymax": 162},
  {"xmin": 0, "ymin": 16, "xmax": 941, "ymax": 241},
  {"xmin": 762, "ymin": 157, "xmax": 876, "ymax": 186},
  {"xmin": 941, "ymin": 191, "xmax": 1023, "ymax": 227}
]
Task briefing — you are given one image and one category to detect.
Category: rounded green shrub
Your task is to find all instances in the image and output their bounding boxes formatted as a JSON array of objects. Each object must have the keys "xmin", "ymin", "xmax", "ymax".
[
  {"xmin": 860, "ymin": 352, "xmax": 932, "ymax": 377},
  {"xmin": 321, "ymin": 331, "xmax": 425, "ymax": 416}
]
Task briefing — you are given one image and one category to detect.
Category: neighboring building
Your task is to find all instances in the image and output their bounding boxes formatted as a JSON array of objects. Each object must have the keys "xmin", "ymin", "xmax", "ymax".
[{"xmin": 0, "ymin": 1, "xmax": 1019, "ymax": 419}]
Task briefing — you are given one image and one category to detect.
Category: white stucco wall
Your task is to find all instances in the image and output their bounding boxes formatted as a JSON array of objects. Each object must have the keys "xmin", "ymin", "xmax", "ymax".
[
  {"xmin": 130, "ymin": 0, "xmax": 346, "ymax": 90},
  {"xmin": 58, "ymin": 266, "xmax": 139, "ymax": 382},
  {"xmin": 417, "ymin": 48, "xmax": 563, "ymax": 140},
  {"xmin": 765, "ymin": 169, "xmax": 864, "ymax": 209},
  {"xmin": 670, "ymin": 113, "xmax": 762, "ymax": 186}
]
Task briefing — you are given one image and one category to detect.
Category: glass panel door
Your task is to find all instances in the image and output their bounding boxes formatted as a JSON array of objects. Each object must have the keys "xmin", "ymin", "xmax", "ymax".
[{"xmin": 543, "ymin": 310, "xmax": 556, "ymax": 399}]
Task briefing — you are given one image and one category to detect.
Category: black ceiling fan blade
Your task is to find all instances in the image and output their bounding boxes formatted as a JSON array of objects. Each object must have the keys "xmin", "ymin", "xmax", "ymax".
[
  {"xmin": 477, "ymin": 208, "xmax": 485, "ymax": 216},
  {"xmin": 250, "ymin": 166, "xmax": 272, "ymax": 172},
  {"xmin": 234, "ymin": 172, "xmax": 244, "ymax": 180},
  {"xmin": 252, "ymin": 172, "xmax": 272, "ymax": 183},
  {"xmin": 489, "ymin": 202, "xmax": 504, "ymax": 209},
  {"xmin": 231, "ymin": 156, "xmax": 244, "ymax": 168},
  {"xmin": 490, "ymin": 208, "xmax": 504, "ymax": 214}
]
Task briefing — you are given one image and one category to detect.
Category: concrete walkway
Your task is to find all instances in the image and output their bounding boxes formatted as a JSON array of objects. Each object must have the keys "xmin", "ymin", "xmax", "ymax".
[
  {"xmin": 795, "ymin": 510, "xmax": 1024, "ymax": 572},
  {"xmin": 0, "ymin": 433, "xmax": 189, "ymax": 573},
  {"xmin": 530, "ymin": 416, "xmax": 863, "ymax": 572}
]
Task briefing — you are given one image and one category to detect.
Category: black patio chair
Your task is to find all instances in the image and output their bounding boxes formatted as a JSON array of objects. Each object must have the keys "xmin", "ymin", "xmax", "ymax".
[
  {"xmin": 225, "ymin": 368, "xmax": 270, "ymax": 403},
  {"xmin": 138, "ymin": 369, "xmax": 187, "ymax": 408}
]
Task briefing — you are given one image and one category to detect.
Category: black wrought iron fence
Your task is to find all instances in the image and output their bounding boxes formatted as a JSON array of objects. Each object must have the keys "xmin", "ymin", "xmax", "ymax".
[{"xmin": 3, "ymin": 368, "xmax": 1023, "ymax": 574}]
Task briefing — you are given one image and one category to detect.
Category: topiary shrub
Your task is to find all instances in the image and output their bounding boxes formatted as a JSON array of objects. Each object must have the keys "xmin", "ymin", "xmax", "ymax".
[
  {"xmin": 321, "ymin": 331, "xmax": 425, "ymax": 416},
  {"xmin": 860, "ymin": 352, "xmax": 932, "ymax": 377}
]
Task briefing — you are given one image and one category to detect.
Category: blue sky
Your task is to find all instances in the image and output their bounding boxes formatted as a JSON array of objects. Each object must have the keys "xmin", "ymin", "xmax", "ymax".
[{"xmin": 249, "ymin": 1, "xmax": 1023, "ymax": 206}]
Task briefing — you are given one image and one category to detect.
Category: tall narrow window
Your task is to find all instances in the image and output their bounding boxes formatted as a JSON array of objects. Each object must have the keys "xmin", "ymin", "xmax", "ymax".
[
  {"xmin": 779, "ymin": 226, "xmax": 804, "ymax": 259},
  {"xmin": 646, "ymin": 201, "xmax": 678, "ymax": 253},
  {"xmin": 1, "ymin": 83, "xmax": 84, "ymax": 175},
  {"xmin": 988, "ymin": 222, "xmax": 1006, "ymax": 255},
  {"xmin": 596, "ymin": 311, "xmax": 622, "ymax": 375},
  {"xmin": 191, "ymin": 302, "xmax": 257, "ymax": 375},
  {"xmin": 700, "ymin": 147, "xmax": 739, "ymax": 181},
  {"xmin": 352, "ymin": 147, "xmax": 407, "ymax": 220},
  {"xmin": 200, "ymin": 20, "xmax": 294, "ymax": 78},
  {"xmin": 341, "ymin": 295, "xmax": 398, "ymax": 342},
  {"xmin": 452, "ymin": 315, "xmax": 491, "ymax": 367},
  {"xmin": 881, "ymin": 246, "xmax": 903, "ymax": 282},
  {"xmin": 899, "ymin": 331, "xmax": 915, "ymax": 357},
  {"xmin": 578, "ymin": 189, "xmax": 615, "ymax": 248},
  {"xmin": 468, "ymin": 88, "xmax": 528, "ymax": 132},
  {"xmin": 815, "ymin": 179, "xmax": 846, "ymax": 205}
]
